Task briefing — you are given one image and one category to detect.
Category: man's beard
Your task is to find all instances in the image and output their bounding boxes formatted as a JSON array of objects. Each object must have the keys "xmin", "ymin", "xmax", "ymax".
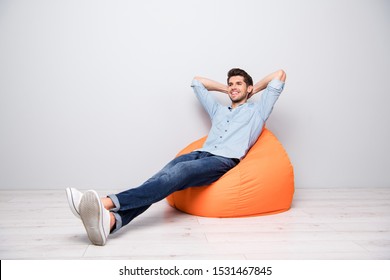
[{"xmin": 229, "ymin": 94, "xmax": 247, "ymax": 104}]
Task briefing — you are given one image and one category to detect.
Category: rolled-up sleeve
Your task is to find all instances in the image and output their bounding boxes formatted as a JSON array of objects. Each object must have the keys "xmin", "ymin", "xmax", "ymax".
[
  {"xmin": 258, "ymin": 79, "xmax": 285, "ymax": 121},
  {"xmin": 191, "ymin": 79, "xmax": 220, "ymax": 119}
]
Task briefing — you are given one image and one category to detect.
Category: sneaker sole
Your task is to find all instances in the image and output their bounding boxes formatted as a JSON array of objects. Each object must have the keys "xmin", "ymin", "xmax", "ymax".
[{"xmin": 79, "ymin": 191, "xmax": 107, "ymax": 246}]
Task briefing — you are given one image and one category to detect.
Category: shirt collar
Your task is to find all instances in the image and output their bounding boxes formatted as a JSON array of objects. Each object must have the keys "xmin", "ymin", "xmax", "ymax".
[{"xmin": 228, "ymin": 103, "xmax": 246, "ymax": 111}]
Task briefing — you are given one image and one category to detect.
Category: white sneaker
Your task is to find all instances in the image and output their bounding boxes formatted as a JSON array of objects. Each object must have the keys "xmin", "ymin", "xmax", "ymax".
[
  {"xmin": 79, "ymin": 190, "xmax": 111, "ymax": 246},
  {"xmin": 65, "ymin": 187, "xmax": 83, "ymax": 219}
]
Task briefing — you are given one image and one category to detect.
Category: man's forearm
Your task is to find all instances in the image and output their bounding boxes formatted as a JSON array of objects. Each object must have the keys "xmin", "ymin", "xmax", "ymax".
[
  {"xmin": 194, "ymin": 76, "xmax": 228, "ymax": 93},
  {"xmin": 251, "ymin": 69, "xmax": 286, "ymax": 97}
]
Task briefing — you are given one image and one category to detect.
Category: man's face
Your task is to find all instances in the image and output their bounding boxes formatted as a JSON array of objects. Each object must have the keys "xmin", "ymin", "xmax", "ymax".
[{"xmin": 227, "ymin": 76, "xmax": 252, "ymax": 106}]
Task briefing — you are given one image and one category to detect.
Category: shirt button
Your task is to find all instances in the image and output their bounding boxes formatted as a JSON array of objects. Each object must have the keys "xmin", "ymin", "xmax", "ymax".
[
  {"xmin": 225, "ymin": 130, "xmax": 227, "ymax": 132},
  {"xmin": 214, "ymin": 146, "xmax": 217, "ymax": 148},
  {"xmin": 220, "ymin": 136, "xmax": 222, "ymax": 138}
]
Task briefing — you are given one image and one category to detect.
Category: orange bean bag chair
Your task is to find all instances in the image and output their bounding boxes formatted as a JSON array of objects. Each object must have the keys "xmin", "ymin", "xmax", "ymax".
[{"xmin": 166, "ymin": 128, "xmax": 294, "ymax": 217}]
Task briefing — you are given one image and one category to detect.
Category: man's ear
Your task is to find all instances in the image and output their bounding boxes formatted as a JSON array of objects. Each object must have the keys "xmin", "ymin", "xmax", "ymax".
[{"xmin": 247, "ymin": 85, "xmax": 253, "ymax": 94}]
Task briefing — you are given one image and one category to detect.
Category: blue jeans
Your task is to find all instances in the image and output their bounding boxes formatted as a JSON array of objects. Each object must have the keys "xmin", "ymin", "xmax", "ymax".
[{"xmin": 107, "ymin": 151, "xmax": 239, "ymax": 233}]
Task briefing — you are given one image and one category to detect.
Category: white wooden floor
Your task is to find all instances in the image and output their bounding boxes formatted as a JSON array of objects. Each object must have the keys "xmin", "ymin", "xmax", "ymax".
[{"xmin": 0, "ymin": 188, "xmax": 389, "ymax": 260}]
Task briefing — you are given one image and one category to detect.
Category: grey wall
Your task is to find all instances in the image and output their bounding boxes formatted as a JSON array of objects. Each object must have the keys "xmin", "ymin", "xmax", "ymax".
[{"xmin": 1, "ymin": 0, "xmax": 389, "ymax": 189}]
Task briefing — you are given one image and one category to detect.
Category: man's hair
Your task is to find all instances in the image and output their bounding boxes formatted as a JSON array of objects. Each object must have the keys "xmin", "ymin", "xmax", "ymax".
[{"xmin": 227, "ymin": 68, "xmax": 253, "ymax": 86}]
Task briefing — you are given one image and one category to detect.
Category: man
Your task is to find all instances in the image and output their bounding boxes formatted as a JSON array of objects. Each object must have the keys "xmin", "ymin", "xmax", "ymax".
[{"xmin": 66, "ymin": 68, "xmax": 286, "ymax": 246}]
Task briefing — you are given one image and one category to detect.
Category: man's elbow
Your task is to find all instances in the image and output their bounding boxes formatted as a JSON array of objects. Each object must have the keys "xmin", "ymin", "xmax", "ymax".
[
  {"xmin": 193, "ymin": 76, "xmax": 202, "ymax": 82},
  {"xmin": 277, "ymin": 69, "xmax": 286, "ymax": 82},
  {"xmin": 193, "ymin": 76, "xmax": 208, "ymax": 87}
]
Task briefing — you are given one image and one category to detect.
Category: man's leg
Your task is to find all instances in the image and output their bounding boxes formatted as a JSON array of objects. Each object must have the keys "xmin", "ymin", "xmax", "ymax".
[
  {"xmin": 108, "ymin": 151, "xmax": 238, "ymax": 232},
  {"xmin": 82, "ymin": 152, "xmax": 202, "ymax": 235}
]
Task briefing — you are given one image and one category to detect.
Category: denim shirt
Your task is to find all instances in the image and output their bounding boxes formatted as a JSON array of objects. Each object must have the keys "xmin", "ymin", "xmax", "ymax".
[{"xmin": 191, "ymin": 78, "xmax": 284, "ymax": 160}]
